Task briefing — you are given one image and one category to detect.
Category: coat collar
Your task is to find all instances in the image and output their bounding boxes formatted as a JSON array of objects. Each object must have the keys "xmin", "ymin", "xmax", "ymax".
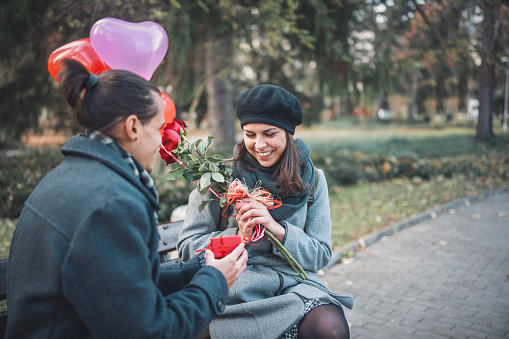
[{"xmin": 61, "ymin": 135, "xmax": 161, "ymax": 211}]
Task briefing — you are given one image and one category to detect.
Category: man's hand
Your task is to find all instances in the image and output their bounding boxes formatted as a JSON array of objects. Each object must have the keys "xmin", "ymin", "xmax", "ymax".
[{"xmin": 205, "ymin": 243, "xmax": 247, "ymax": 288}]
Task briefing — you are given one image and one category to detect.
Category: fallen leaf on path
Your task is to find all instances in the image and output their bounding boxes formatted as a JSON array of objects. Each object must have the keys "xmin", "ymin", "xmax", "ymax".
[{"xmin": 342, "ymin": 258, "xmax": 355, "ymax": 265}]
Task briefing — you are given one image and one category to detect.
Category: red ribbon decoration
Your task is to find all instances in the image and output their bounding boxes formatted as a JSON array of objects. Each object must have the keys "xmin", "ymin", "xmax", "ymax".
[{"xmin": 220, "ymin": 179, "xmax": 282, "ymax": 244}]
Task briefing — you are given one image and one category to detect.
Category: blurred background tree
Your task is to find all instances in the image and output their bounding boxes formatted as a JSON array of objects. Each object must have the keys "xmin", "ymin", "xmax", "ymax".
[
  {"xmin": 1, "ymin": 0, "xmax": 508, "ymax": 148},
  {"xmin": 0, "ymin": 0, "xmax": 168, "ymax": 144}
]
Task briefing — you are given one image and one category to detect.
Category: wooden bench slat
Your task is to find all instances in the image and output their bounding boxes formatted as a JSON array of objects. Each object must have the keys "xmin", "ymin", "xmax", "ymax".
[
  {"xmin": 0, "ymin": 259, "xmax": 8, "ymax": 339},
  {"xmin": 0, "ymin": 261, "xmax": 7, "ymax": 302},
  {"xmin": 157, "ymin": 220, "xmax": 183, "ymax": 253}
]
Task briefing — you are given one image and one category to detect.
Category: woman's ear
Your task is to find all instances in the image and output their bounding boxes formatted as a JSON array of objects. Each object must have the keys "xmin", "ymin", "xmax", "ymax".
[{"xmin": 124, "ymin": 115, "xmax": 140, "ymax": 141}]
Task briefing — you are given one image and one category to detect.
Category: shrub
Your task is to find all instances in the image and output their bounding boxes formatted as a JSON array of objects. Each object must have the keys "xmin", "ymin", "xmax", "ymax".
[
  {"xmin": 309, "ymin": 134, "xmax": 509, "ymax": 187},
  {"xmin": 152, "ymin": 172, "xmax": 194, "ymax": 223},
  {"xmin": 312, "ymin": 153, "xmax": 361, "ymax": 186},
  {"xmin": 0, "ymin": 147, "xmax": 197, "ymax": 221},
  {"xmin": 0, "ymin": 148, "xmax": 64, "ymax": 218},
  {"xmin": 325, "ymin": 161, "xmax": 361, "ymax": 186}
]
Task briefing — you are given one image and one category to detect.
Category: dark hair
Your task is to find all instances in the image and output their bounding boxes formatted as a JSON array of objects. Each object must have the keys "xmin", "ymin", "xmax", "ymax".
[
  {"xmin": 234, "ymin": 131, "xmax": 306, "ymax": 197},
  {"xmin": 57, "ymin": 59, "xmax": 160, "ymax": 136}
]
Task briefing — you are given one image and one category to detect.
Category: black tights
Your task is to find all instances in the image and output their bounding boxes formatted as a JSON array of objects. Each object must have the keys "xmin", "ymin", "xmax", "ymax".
[{"xmin": 298, "ymin": 304, "xmax": 350, "ymax": 339}]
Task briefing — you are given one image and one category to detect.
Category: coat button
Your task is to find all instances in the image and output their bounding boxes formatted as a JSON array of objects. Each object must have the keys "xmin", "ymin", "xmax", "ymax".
[{"xmin": 217, "ymin": 300, "xmax": 225, "ymax": 312}]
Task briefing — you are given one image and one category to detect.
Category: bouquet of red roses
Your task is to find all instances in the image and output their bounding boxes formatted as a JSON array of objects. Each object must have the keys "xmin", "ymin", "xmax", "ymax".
[{"xmin": 159, "ymin": 119, "xmax": 232, "ymax": 211}]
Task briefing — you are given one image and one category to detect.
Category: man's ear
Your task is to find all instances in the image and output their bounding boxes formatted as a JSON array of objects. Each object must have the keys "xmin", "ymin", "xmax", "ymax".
[{"xmin": 124, "ymin": 115, "xmax": 139, "ymax": 141}]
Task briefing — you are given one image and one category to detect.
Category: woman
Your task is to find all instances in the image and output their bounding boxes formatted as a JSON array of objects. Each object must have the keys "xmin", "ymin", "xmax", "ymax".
[
  {"xmin": 178, "ymin": 84, "xmax": 353, "ymax": 339},
  {"xmin": 6, "ymin": 59, "xmax": 247, "ymax": 339}
]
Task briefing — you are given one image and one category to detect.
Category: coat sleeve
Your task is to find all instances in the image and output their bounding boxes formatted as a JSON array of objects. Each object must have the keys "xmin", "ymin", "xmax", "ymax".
[
  {"xmin": 157, "ymin": 254, "xmax": 202, "ymax": 295},
  {"xmin": 60, "ymin": 196, "xmax": 228, "ymax": 339},
  {"xmin": 274, "ymin": 169, "xmax": 333, "ymax": 272},
  {"xmin": 177, "ymin": 189, "xmax": 238, "ymax": 262}
]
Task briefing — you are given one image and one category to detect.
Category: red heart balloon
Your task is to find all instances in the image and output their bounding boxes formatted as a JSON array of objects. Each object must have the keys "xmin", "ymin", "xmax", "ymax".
[
  {"xmin": 161, "ymin": 93, "xmax": 176, "ymax": 125},
  {"xmin": 47, "ymin": 38, "xmax": 111, "ymax": 81}
]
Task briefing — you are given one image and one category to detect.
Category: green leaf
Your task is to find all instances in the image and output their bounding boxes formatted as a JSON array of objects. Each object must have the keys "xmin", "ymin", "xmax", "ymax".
[
  {"xmin": 198, "ymin": 199, "xmax": 215, "ymax": 212},
  {"xmin": 183, "ymin": 169, "xmax": 201, "ymax": 181},
  {"xmin": 209, "ymin": 154, "xmax": 224, "ymax": 160},
  {"xmin": 211, "ymin": 172, "xmax": 224, "ymax": 182},
  {"xmin": 166, "ymin": 167, "xmax": 185, "ymax": 180},
  {"xmin": 192, "ymin": 140, "xmax": 201, "ymax": 154},
  {"xmin": 208, "ymin": 162, "xmax": 219, "ymax": 172},
  {"xmin": 198, "ymin": 184, "xmax": 209, "ymax": 196},
  {"xmin": 207, "ymin": 136, "xmax": 214, "ymax": 148},
  {"xmin": 224, "ymin": 167, "xmax": 233, "ymax": 178},
  {"xmin": 199, "ymin": 162, "xmax": 209, "ymax": 172},
  {"xmin": 200, "ymin": 172, "xmax": 211, "ymax": 190},
  {"xmin": 196, "ymin": 140, "xmax": 206, "ymax": 156}
]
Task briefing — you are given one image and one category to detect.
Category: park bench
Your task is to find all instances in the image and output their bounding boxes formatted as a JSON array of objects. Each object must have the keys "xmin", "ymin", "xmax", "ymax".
[{"xmin": 0, "ymin": 220, "xmax": 184, "ymax": 339}]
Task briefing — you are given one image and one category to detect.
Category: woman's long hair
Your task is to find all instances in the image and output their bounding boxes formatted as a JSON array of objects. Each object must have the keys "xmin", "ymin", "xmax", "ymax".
[{"xmin": 234, "ymin": 131, "xmax": 307, "ymax": 197}]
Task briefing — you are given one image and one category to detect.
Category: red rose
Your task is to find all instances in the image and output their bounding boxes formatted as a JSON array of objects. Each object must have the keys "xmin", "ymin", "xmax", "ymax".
[
  {"xmin": 159, "ymin": 119, "xmax": 187, "ymax": 165},
  {"xmin": 162, "ymin": 118, "xmax": 187, "ymax": 136}
]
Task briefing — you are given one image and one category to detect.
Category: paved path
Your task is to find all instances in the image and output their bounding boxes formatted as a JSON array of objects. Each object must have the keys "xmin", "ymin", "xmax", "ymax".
[{"xmin": 323, "ymin": 189, "xmax": 509, "ymax": 339}]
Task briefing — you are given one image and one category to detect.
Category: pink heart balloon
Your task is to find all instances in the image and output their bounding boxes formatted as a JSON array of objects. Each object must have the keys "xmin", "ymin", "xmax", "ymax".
[{"xmin": 90, "ymin": 18, "xmax": 168, "ymax": 80}]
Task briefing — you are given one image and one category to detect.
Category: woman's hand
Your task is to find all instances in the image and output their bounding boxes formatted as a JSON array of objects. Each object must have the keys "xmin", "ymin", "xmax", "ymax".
[
  {"xmin": 205, "ymin": 243, "xmax": 248, "ymax": 288},
  {"xmin": 234, "ymin": 197, "xmax": 286, "ymax": 244}
]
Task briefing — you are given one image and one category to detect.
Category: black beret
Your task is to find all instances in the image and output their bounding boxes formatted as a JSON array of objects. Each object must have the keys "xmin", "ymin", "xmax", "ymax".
[{"xmin": 236, "ymin": 84, "xmax": 303, "ymax": 135}]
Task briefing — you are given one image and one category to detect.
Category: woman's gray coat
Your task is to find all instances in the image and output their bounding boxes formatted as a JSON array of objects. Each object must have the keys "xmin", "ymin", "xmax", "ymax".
[
  {"xmin": 7, "ymin": 135, "xmax": 228, "ymax": 339},
  {"xmin": 178, "ymin": 169, "xmax": 353, "ymax": 339}
]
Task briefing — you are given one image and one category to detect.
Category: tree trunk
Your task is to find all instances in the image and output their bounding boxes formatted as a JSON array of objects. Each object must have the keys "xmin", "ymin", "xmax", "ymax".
[
  {"xmin": 435, "ymin": 61, "xmax": 447, "ymax": 118},
  {"xmin": 477, "ymin": 61, "xmax": 495, "ymax": 140},
  {"xmin": 476, "ymin": 1, "xmax": 497, "ymax": 141},
  {"xmin": 204, "ymin": 30, "xmax": 236, "ymax": 151},
  {"xmin": 457, "ymin": 56, "xmax": 469, "ymax": 114},
  {"xmin": 408, "ymin": 71, "xmax": 419, "ymax": 122}
]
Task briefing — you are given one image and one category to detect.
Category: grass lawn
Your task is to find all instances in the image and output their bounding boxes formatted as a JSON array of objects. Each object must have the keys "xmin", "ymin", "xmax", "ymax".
[
  {"xmin": 328, "ymin": 174, "xmax": 509, "ymax": 248},
  {"xmin": 297, "ymin": 122, "xmax": 509, "ymax": 248}
]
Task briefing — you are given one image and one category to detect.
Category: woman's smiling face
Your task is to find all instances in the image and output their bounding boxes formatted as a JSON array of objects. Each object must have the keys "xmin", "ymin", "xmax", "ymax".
[{"xmin": 242, "ymin": 123, "xmax": 287, "ymax": 167}]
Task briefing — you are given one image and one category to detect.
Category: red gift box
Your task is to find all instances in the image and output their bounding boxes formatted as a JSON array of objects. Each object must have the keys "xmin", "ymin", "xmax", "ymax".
[{"xmin": 207, "ymin": 235, "xmax": 242, "ymax": 259}]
